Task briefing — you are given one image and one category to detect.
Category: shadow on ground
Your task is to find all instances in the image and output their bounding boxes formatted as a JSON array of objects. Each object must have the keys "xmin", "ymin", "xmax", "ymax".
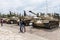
[{"xmin": 33, "ymin": 27, "xmax": 59, "ymax": 32}]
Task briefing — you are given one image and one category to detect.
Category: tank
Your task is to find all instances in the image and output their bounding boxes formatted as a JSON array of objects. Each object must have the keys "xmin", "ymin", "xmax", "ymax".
[
  {"xmin": 18, "ymin": 16, "xmax": 32, "ymax": 26},
  {"xmin": 6, "ymin": 16, "xmax": 19, "ymax": 24},
  {"xmin": 32, "ymin": 17, "xmax": 59, "ymax": 29},
  {"xmin": 23, "ymin": 16, "xmax": 32, "ymax": 26},
  {"xmin": 29, "ymin": 11, "xmax": 59, "ymax": 29},
  {"xmin": 18, "ymin": 11, "xmax": 33, "ymax": 26}
]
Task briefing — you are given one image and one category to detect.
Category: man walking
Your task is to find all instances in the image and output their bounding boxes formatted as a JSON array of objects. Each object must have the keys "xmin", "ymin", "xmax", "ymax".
[
  {"xmin": 19, "ymin": 19, "xmax": 26, "ymax": 33},
  {"xmin": 1, "ymin": 19, "xmax": 3, "ymax": 26}
]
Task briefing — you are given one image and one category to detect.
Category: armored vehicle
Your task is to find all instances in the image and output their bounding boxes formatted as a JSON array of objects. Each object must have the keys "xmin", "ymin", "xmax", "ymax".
[
  {"xmin": 29, "ymin": 11, "xmax": 59, "ymax": 29},
  {"xmin": 18, "ymin": 11, "xmax": 33, "ymax": 26},
  {"xmin": 6, "ymin": 16, "xmax": 19, "ymax": 24}
]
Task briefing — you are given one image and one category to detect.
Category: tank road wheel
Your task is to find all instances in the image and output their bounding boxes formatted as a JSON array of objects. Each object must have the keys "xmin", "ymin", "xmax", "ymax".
[
  {"xmin": 17, "ymin": 22, "xmax": 19, "ymax": 25},
  {"xmin": 10, "ymin": 21, "xmax": 14, "ymax": 24},
  {"xmin": 49, "ymin": 26, "xmax": 53, "ymax": 29}
]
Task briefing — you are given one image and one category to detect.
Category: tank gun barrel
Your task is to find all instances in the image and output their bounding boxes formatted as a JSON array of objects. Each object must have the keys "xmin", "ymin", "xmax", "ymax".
[{"xmin": 29, "ymin": 11, "xmax": 37, "ymax": 15}]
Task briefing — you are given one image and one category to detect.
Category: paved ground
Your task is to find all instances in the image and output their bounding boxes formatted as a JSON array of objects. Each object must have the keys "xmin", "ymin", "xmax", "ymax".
[
  {"xmin": 0, "ymin": 23, "xmax": 60, "ymax": 40},
  {"xmin": 28, "ymin": 26, "xmax": 60, "ymax": 40},
  {"xmin": 0, "ymin": 24, "xmax": 48, "ymax": 40},
  {"xmin": 28, "ymin": 27, "xmax": 60, "ymax": 40}
]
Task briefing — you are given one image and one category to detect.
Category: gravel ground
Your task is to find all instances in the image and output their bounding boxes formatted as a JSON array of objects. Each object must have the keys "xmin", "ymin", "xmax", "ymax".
[
  {"xmin": 28, "ymin": 27, "xmax": 60, "ymax": 40},
  {"xmin": 28, "ymin": 23, "xmax": 60, "ymax": 40},
  {"xmin": 0, "ymin": 23, "xmax": 60, "ymax": 40},
  {"xmin": 0, "ymin": 23, "xmax": 48, "ymax": 40}
]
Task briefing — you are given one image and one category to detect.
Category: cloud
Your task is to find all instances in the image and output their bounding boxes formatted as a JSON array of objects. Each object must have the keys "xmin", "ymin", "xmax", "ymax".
[
  {"xmin": 46, "ymin": 0, "xmax": 60, "ymax": 13},
  {"xmin": 0, "ymin": 0, "xmax": 23, "ymax": 9},
  {"xmin": 0, "ymin": 0, "xmax": 60, "ymax": 14}
]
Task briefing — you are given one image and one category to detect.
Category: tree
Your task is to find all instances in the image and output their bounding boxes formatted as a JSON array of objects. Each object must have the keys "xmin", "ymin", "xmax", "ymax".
[
  {"xmin": 37, "ymin": 13, "xmax": 39, "ymax": 17},
  {"xmin": 47, "ymin": 13, "xmax": 51, "ymax": 16},
  {"xmin": 53, "ymin": 13, "xmax": 59, "ymax": 19},
  {"xmin": 24, "ymin": 10, "xmax": 26, "ymax": 16},
  {"xmin": 40, "ymin": 13, "xmax": 45, "ymax": 17},
  {"xmin": 0, "ymin": 13, "xmax": 2, "ymax": 18}
]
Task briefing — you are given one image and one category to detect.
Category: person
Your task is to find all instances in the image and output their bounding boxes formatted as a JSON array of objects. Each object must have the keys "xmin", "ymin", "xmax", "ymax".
[
  {"xmin": 1, "ymin": 19, "xmax": 3, "ymax": 26},
  {"xmin": 19, "ymin": 19, "xmax": 22, "ymax": 32},
  {"xmin": 19, "ymin": 19, "xmax": 26, "ymax": 33}
]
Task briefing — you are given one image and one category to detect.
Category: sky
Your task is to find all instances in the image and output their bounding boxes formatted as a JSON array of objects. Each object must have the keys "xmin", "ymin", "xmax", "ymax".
[{"xmin": 0, "ymin": 0, "xmax": 60, "ymax": 14}]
